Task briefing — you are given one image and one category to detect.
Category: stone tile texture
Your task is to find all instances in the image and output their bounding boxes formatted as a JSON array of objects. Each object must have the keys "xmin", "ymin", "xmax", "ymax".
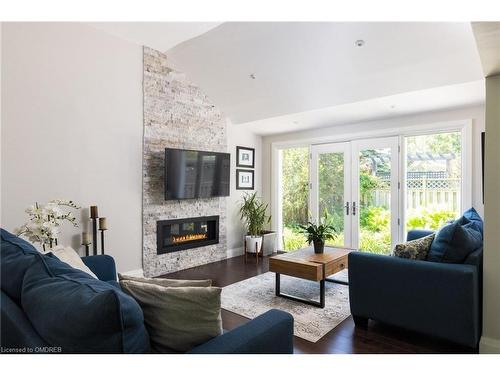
[{"xmin": 143, "ymin": 46, "xmax": 227, "ymax": 277}]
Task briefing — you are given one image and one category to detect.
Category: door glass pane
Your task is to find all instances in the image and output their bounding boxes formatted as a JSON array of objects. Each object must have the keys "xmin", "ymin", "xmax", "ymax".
[
  {"xmin": 318, "ymin": 152, "xmax": 345, "ymax": 247},
  {"xmin": 359, "ymin": 148, "xmax": 392, "ymax": 254},
  {"xmin": 405, "ymin": 132, "xmax": 462, "ymax": 235},
  {"xmin": 281, "ymin": 147, "xmax": 309, "ymax": 251}
]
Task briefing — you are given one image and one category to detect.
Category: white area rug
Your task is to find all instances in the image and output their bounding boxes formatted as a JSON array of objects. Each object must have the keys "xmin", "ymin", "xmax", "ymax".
[{"xmin": 221, "ymin": 270, "xmax": 351, "ymax": 343}]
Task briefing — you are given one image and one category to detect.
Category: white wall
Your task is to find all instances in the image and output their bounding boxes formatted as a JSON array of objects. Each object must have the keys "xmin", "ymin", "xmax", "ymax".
[
  {"xmin": 262, "ymin": 105, "xmax": 486, "ymax": 227},
  {"xmin": 226, "ymin": 119, "xmax": 263, "ymax": 256},
  {"xmin": 1, "ymin": 23, "xmax": 143, "ymax": 272},
  {"xmin": 481, "ymin": 74, "xmax": 500, "ymax": 353}
]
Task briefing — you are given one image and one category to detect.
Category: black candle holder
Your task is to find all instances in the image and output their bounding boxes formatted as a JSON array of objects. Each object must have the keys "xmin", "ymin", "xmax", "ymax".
[
  {"xmin": 82, "ymin": 242, "xmax": 91, "ymax": 257},
  {"xmin": 91, "ymin": 217, "xmax": 98, "ymax": 256},
  {"xmin": 89, "ymin": 206, "xmax": 107, "ymax": 256},
  {"xmin": 90, "ymin": 205, "xmax": 98, "ymax": 256},
  {"xmin": 99, "ymin": 229, "xmax": 107, "ymax": 254}
]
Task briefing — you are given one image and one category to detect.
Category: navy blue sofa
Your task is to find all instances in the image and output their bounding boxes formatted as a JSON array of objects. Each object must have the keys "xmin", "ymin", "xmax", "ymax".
[
  {"xmin": 1, "ymin": 229, "xmax": 294, "ymax": 354},
  {"xmin": 348, "ymin": 229, "xmax": 482, "ymax": 349}
]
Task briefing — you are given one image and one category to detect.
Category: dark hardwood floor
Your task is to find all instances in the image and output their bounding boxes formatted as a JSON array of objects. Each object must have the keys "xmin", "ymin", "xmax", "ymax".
[{"xmin": 161, "ymin": 254, "xmax": 475, "ymax": 354}]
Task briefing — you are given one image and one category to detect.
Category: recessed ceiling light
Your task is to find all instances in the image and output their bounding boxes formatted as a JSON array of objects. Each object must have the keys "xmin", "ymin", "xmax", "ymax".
[
  {"xmin": 249, "ymin": 73, "xmax": 256, "ymax": 80},
  {"xmin": 355, "ymin": 39, "xmax": 365, "ymax": 47}
]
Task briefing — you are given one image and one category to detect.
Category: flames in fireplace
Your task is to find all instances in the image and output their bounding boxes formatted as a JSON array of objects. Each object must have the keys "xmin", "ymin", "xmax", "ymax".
[
  {"xmin": 157, "ymin": 216, "xmax": 219, "ymax": 254},
  {"xmin": 172, "ymin": 233, "xmax": 208, "ymax": 244}
]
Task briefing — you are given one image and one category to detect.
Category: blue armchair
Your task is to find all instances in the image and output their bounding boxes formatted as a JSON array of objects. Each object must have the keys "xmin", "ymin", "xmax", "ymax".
[
  {"xmin": 81, "ymin": 255, "xmax": 117, "ymax": 281},
  {"xmin": 348, "ymin": 230, "xmax": 482, "ymax": 349}
]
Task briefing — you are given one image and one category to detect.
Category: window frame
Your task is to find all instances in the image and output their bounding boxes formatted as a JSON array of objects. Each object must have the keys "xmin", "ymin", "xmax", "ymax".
[{"xmin": 271, "ymin": 119, "xmax": 472, "ymax": 248}]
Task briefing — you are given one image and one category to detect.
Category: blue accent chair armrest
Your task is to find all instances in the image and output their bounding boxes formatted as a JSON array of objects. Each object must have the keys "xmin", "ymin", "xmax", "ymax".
[
  {"xmin": 406, "ymin": 229, "xmax": 434, "ymax": 241},
  {"xmin": 348, "ymin": 251, "xmax": 480, "ymax": 348},
  {"xmin": 81, "ymin": 255, "xmax": 116, "ymax": 281},
  {"xmin": 188, "ymin": 309, "xmax": 294, "ymax": 354}
]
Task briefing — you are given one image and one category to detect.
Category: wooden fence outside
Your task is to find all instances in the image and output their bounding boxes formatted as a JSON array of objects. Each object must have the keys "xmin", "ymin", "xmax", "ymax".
[{"xmin": 368, "ymin": 173, "xmax": 460, "ymax": 211}]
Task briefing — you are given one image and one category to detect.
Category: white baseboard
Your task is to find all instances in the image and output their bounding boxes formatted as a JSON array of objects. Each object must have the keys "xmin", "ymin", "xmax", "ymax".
[
  {"xmin": 120, "ymin": 268, "xmax": 144, "ymax": 277},
  {"xmin": 480, "ymin": 336, "xmax": 500, "ymax": 353},
  {"xmin": 227, "ymin": 246, "xmax": 244, "ymax": 258}
]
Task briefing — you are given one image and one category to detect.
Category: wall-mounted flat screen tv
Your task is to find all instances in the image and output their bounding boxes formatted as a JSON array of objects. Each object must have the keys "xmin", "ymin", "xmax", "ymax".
[{"xmin": 165, "ymin": 148, "xmax": 230, "ymax": 200}]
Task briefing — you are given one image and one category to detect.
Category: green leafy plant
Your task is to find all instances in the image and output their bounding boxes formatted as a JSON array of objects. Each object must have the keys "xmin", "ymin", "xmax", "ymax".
[
  {"xmin": 406, "ymin": 208, "xmax": 456, "ymax": 230},
  {"xmin": 282, "ymin": 148, "xmax": 309, "ymax": 227},
  {"xmin": 359, "ymin": 229, "xmax": 392, "ymax": 254},
  {"xmin": 239, "ymin": 192, "xmax": 271, "ymax": 236},
  {"xmin": 282, "ymin": 227, "xmax": 308, "ymax": 251},
  {"xmin": 360, "ymin": 206, "xmax": 390, "ymax": 233},
  {"xmin": 298, "ymin": 210, "xmax": 338, "ymax": 245}
]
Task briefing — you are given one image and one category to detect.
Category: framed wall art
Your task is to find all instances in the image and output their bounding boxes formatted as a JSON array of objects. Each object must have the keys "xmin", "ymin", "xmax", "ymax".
[
  {"xmin": 236, "ymin": 146, "xmax": 255, "ymax": 168},
  {"xmin": 236, "ymin": 169, "xmax": 254, "ymax": 190}
]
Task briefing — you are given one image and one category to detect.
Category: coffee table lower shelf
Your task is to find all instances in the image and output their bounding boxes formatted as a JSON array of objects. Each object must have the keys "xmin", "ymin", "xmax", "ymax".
[{"xmin": 275, "ymin": 273, "xmax": 348, "ymax": 308}]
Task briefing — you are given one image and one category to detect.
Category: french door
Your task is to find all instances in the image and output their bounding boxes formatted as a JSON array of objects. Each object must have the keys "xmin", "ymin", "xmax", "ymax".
[{"xmin": 310, "ymin": 137, "xmax": 400, "ymax": 253}]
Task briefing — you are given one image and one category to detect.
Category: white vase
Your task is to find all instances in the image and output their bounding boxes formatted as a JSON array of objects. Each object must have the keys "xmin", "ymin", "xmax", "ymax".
[
  {"xmin": 245, "ymin": 235, "xmax": 263, "ymax": 253},
  {"xmin": 261, "ymin": 231, "xmax": 278, "ymax": 256}
]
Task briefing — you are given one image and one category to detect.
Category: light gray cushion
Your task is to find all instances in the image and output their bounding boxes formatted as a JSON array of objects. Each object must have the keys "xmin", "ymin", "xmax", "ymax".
[
  {"xmin": 118, "ymin": 273, "xmax": 212, "ymax": 287},
  {"xmin": 119, "ymin": 280, "xmax": 222, "ymax": 353},
  {"xmin": 392, "ymin": 234, "xmax": 435, "ymax": 260},
  {"xmin": 50, "ymin": 246, "xmax": 98, "ymax": 279}
]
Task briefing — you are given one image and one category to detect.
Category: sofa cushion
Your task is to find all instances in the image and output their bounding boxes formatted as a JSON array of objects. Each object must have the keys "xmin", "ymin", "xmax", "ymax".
[
  {"xmin": 21, "ymin": 254, "xmax": 150, "ymax": 353},
  {"xmin": 392, "ymin": 233, "xmax": 435, "ymax": 260},
  {"xmin": 118, "ymin": 273, "xmax": 212, "ymax": 287},
  {"xmin": 460, "ymin": 207, "xmax": 484, "ymax": 236},
  {"xmin": 1, "ymin": 228, "xmax": 41, "ymax": 304},
  {"xmin": 427, "ymin": 221, "xmax": 482, "ymax": 263},
  {"xmin": 120, "ymin": 279, "xmax": 222, "ymax": 353}
]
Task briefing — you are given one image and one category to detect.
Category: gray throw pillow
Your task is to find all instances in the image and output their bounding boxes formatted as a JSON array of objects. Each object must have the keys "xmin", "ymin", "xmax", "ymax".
[
  {"xmin": 392, "ymin": 234, "xmax": 435, "ymax": 260},
  {"xmin": 118, "ymin": 273, "xmax": 212, "ymax": 287},
  {"xmin": 119, "ymin": 280, "xmax": 223, "ymax": 353}
]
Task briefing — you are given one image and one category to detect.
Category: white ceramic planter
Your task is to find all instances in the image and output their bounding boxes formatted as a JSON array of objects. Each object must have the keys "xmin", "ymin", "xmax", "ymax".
[
  {"xmin": 245, "ymin": 235, "xmax": 263, "ymax": 253},
  {"xmin": 261, "ymin": 231, "xmax": 278, "ymax": 256}
]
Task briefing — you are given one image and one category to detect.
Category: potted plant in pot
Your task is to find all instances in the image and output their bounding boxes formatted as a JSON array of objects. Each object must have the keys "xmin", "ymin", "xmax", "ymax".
[
  {"xmin": 299, "ymin": 211, "xmax": 338, "ymax": 254},
  {"xmin": 239, "ymin": 192, "xmax": 271, "ymax": 255}
]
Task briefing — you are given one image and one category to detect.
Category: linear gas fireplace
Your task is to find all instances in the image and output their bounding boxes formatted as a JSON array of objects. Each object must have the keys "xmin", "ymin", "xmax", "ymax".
[{"xmin": 156, "ymin": 216, "xmax": 219, "ymax": 255}]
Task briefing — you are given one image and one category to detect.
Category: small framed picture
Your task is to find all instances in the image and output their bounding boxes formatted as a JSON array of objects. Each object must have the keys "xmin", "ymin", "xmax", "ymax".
[
  {"xmin": 236, "ymin": 146, "xmax": 255, "ymax": 168},
  {"xmin": 236, "ymin": 169, "xmax": 254, "ymax": 190}
]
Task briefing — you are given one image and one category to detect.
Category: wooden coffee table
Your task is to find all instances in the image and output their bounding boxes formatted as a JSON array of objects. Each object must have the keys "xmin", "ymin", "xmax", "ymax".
[{"xmin": 269, "ymin": 246, "xmax": 352, "ymax": 308}]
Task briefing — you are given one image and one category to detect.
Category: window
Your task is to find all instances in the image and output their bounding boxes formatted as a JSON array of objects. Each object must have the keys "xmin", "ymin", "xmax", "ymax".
[
  {"xmin": 272, "ymin": 122, "xmax": 471, "ymax": 253},
  {"xmin": 404, "ymin": 131, "xmax": 462, "ymax": 234},
  {"xmin": 280, "ymin": 147, "xmax": 309, "ymax": 251}
]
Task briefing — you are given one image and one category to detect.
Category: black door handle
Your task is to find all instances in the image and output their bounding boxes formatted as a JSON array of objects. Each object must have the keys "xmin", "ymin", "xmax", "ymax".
[
  {"xmin": 345, "ymin": 202, "xmax": 350, "ymax": 215},
  {"xmin": 352, "ymin": 202, "xmax": 356, "ymax": 215}
]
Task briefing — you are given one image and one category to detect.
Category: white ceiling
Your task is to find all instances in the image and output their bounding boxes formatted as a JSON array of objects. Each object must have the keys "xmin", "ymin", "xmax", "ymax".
[
  {"xmin": 167, "ymin": 22, "xmax": 485, "ymax": 133},
  {"xmin": 472, "ymin": 22, "xmax": 500, "ymax": 77},
  {"xmin": 236, "ymin": 80, "xmax": 485, "ymax": 135},
  {"xmin": 88, "ymin": 22, "xmax": 222, "ymax": 52}
]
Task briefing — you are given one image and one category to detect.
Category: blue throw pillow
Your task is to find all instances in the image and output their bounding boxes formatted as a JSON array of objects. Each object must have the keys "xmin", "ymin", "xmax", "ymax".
[
  {"xmin": 0, "ymin": 228, "xmax": 41, "ymax": 304},
  {"xmin": 461, "ymin": 207, "xmax": 483, "ymax": 236},
  {"xmin": 21, "ymin": 254, "xmax": 150, "ymax": 353},
  {"xmin": 427, "ymin": 221, "xmax": 482, "ymax": 263}
]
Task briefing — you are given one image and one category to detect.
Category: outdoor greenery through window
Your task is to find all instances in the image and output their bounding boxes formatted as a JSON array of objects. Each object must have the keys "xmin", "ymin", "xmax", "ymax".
[
  {"xmin": 280, "ymin": 132, "xmax": 462, "ymax": 253},
  {"xmin": 404, "ymin": 132, "xmax": 462, "ymax": 233},
  {"xmin": 318, "ymin": 152, "xmax": 345, "ymax": 248},
  {"xmin": 357, "ymin": 147, "xmax": 393, "ymax": 254},
  {"xmin": 281, "ymin": 147, "xmax": 309, "ymax": 251}
]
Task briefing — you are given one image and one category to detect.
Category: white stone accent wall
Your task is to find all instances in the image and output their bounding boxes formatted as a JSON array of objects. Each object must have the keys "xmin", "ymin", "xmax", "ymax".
[{"xmin": 142, "ymin": 46, "xmax": 227, "ymax": 277}]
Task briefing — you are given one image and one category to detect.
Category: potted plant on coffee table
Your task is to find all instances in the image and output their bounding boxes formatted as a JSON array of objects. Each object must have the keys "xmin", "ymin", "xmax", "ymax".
[
  {"xmin": 239, "ymin": 192, "xmax": 271, "ymax": 255},
  {"xmin": 299, "ymin": 210, "xmax": 338, "ymax": 254}
]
